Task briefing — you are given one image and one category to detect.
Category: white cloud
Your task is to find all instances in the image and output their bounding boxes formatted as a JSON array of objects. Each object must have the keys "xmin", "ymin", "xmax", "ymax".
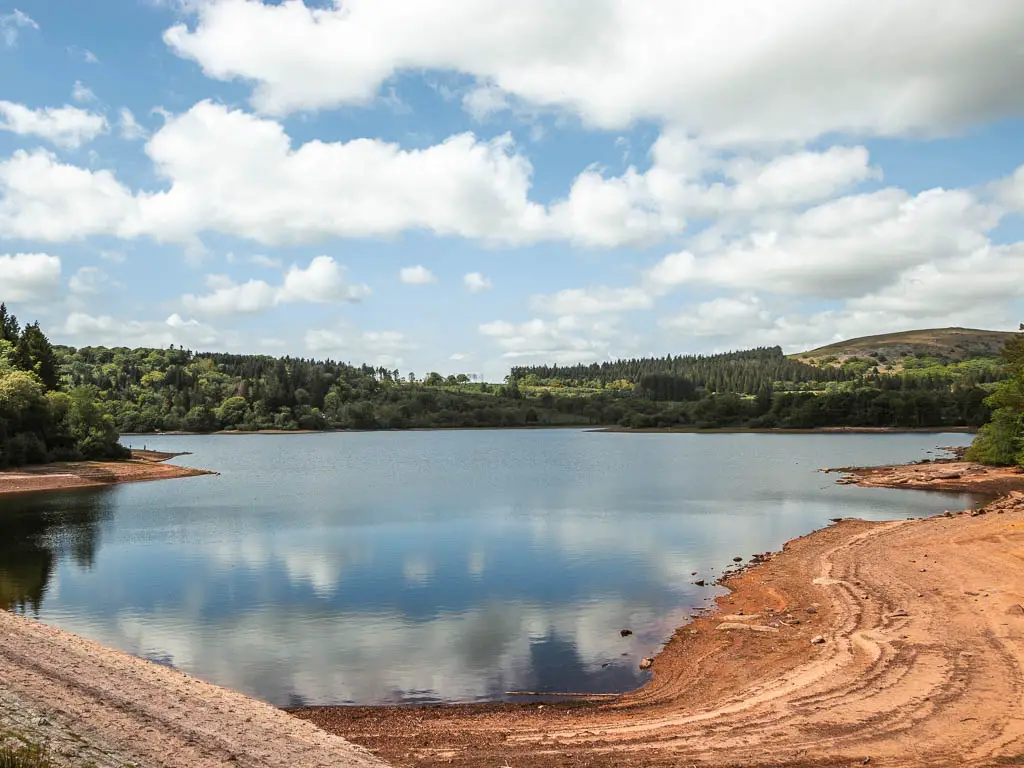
[
  {"xmin": 0, "ymin": 101, "xmax": 889, "ymax": 250},
  {"xmin": 60, "ymin": 311, "xmax": 221, "ymax": 349},
  {"xmin": 72, "ymin": 81, "xmax": 97, "ymax": 104},
  {"xmin": 463, "ymin": 272, "xmax": 492, "ymax": 292},
  {"xmin": 0, "ymin": 252, "xmax": 61, "ymax": 301},
  {"xmin": 530, "ymin": 286, "xmax": 652, "ymax": 315},
  {"xmin": 462, "ymin": 83, "xmax": 509, "ymax": 122},
  {"xmin": 0, "ymin": 101, "xmax": 109, "ymax": 149},
  {"xmin": 250, "ymin": 254, "xmax": 282, "ymax": 269},
  {"xmin": 305, "ymin": 326, "xmax": 412, "ymax": 366},
  {"xmin": 182, "ymin": 255, "xmax": 369, "ymax": 315},
  {"xmin": 68, "ymin": 266, "xmax": 110, "ymax": 295},
  {"xmin": 119, "ymin": 108, "xmax": 148, "ymax": 140},
  {"xmin": 479, "ymin": 315, "xmax": 621, "ymax": 362},
  {"xmin": 280, "ymin": 255, "xmax": 371, "ymax": 303},
  {"xmin": 0, "ymin": 9, "xmax": 37, "ymax": 48},
  {"xmin": 137, "ymin": 101, "xmax": 546, "ymax": 245},
  {"xmin": 0, "ymin": 150, "xmax": 140, "ymax": 241},
  {"xmin": 643, "ymin": 187, "xmax": 998, "ymax": 298},
  {"xmin": 163, "ymin": 1, "xmax": 1024, "ymax": 143},
  {"xmin": 399, "ymin": 265, "xmax": 437, "ymax": 285},
  {"xmin": 83, "ymin": 49, "xmax": 99, "ymax": 64},
  {"xmin": 661, "ymin": 295, "xmax": 774, "ymax": 337}
]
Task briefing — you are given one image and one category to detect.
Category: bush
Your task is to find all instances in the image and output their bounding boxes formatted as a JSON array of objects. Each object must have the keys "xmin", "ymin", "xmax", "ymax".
[{"xmin": 0, "ymin": 744, "xmax": 54, "ymax": 768}]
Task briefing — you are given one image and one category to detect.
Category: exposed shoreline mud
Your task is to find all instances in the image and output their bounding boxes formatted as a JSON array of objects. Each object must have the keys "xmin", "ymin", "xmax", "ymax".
[
  {"xmin": 295, "ymin": 459, "xmax": 1024, "ymax": 767},
  {"xmin": 0, "ymin": 450, "xmax": 216, "ymax": 497}
]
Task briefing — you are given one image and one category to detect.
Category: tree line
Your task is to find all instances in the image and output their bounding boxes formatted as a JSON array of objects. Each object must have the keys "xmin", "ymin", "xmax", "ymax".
[
  {"xmin": 0, "ymin": 305, "xmax": 127, "ymax": 468},
  {"xmin": 967, "ymin": 325, "xmax": 1024, "ymax": 467}
]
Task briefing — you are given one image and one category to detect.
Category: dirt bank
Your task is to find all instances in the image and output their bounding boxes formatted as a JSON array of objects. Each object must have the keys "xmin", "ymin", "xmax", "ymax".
[
  {"xmin": 0, "ymin": 611, "xmax": 387, "ymax": 767},
  {"xmin": 0, "ymin": 451, "xmax": 215, "ymax": 497},
  {"xmin": 296, "ymin": 464, "xmax": 1024, "ymax": 767}
]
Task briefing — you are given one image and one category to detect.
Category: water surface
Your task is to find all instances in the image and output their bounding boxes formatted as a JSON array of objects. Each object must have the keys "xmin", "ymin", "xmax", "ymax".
[{"xmin": 0, "ymin": 430, "xmax": 978, "ymax": 706}]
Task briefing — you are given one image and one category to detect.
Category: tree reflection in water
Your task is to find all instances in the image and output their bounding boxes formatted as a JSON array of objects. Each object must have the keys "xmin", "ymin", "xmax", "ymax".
[{"xmin": 0, "ymin": 490, "xmax": 113, "ymax": 613}]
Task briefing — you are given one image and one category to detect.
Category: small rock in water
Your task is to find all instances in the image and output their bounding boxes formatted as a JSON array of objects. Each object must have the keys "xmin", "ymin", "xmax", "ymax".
[
  {"xmin": 694, "ymin": 579, "xmax": 706, "ymax": 587},
  {"xmin": 620, "ymin": 628, "xmax": 633, "ymax": 637},
  {"xmin": 810, "ymin": 635, "xmax": 826, "ymax": 645},
  {"xmin": 691, "ymin": 571, "xmax": 698, "ymax": 576},
  {"xmin": 733, "ymin": 556, "xmax": 743, "ymax": 562},
  {"xmin": 639, "ymin": 657, "xmax": 654, "ymax": 670}
]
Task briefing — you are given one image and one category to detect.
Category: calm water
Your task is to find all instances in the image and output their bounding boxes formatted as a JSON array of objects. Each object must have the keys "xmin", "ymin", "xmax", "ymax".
[{"xmin": 0, "ymin": 430, "xmax": 979, "ymax": 706}]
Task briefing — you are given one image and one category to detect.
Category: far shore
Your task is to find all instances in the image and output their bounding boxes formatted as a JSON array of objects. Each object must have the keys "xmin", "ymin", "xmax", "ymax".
[
  {"xmin": 120, "ymin": 424, "xmax": 979, "ymax": 438},
  {"xmin": 590, "ymin": 425, "xmax": 978, "ymax": 434},
  {"xmin": 0, "ymin": 449, "xmax": 217, "ymax": 497}
]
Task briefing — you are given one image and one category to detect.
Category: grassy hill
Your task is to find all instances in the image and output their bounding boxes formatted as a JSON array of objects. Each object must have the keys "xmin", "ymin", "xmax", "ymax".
[{"xmin": 794, "ymin": 328, "xmax": 1015, "ymax": 371}]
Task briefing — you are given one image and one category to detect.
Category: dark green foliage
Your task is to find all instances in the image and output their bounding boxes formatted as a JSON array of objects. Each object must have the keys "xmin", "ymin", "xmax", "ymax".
[
  {"xmin": 0, "ymin": 306, "xmax": 125, "ymax": 467},
  {"xmin": 967, "ymin": 325, "xmax": 1024, "ymax": 466}
]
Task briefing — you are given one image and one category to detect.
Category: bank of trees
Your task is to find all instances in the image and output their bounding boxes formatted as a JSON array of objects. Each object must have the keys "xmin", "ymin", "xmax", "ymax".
[
  {"xmin": 967, "ymin": 325, "xmax": 1024, "ymax": 466},
  {"xmin": 44, "ymin": 341, "xmax": 995, "ymax": 435},
  {"xmin": 0, "ymin": 305, "xmax": 126, "ymax": 468}
]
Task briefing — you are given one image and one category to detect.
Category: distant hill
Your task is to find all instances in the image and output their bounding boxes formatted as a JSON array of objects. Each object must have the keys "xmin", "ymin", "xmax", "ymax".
[{"xmin": 794, "ymin": 327, "xmax": 1016, "ymax": 368}]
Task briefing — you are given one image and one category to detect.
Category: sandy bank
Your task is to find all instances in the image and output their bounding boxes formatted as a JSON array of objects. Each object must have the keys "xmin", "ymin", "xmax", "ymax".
[
  {"xmin": 0, "ymin": 451, "xmax": 215, "ymax": 497},
  {"xmin": 296, "ymin": 463, "xmax": 1024, "ymax": 767},
  {"xmin": 0, "ymin": 610, "xmax": 387, "ymax": 767}
]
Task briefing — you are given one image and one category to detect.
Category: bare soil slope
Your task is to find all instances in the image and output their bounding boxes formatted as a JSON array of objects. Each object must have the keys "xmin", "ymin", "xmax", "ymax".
[{"xmin": 0, "ymin": 453, "xmax": 215, "ymax": 496}]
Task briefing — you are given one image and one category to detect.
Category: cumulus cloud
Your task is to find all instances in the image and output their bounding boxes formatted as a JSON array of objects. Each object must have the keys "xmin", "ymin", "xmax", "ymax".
[
  {"xmin": 463, "ymin": 272, "xmax": 492, "ymax": 292},
  {"xmin": 530, "ymin": 286, "xmax": 653, "ymax": 315},
  {"xmin": 0, "ymin": 252, "xmax": 62, "ymax": 301},
  {"xmin": 661, "ymin": 295, "xmax": 774, "ymax": 338},
  {"xmin": 0, "ymin": 9, "xmax": 36, "ymax": 48},
  {"xmin": 182, "ymin": 255, "xmax": 370, "ymax": 315},
  {"xmin": 643, "ymin": 187, "xmax": 998, "ymax": 298},
  {"xmin": 0, "ymin": 101, "xmax": 108, "ymax": 149},
  {"xmin": 164, "ymin": 1, "xmax": 1024, "ymax": 143},
  {"xmin": 68, "ymin": 265, "xmax": 110, "ymax": 295},
  {"xmin": 60, "ymin": 311, "xmax": 221, "ymax": 349},
  {"xmin": 0, "ymin": 101, "xmax": 892, "ymax": 250},
  {"xmin": 399, "ymin": 265, "xmax": 437, "ymax": 285},
  {"xmin": 305, "ymin": 326, "xmax": 412, "ymax": 366},
  {"xmin": 479, "ymin": 315, "xmax": 621, "ymax": 362}
]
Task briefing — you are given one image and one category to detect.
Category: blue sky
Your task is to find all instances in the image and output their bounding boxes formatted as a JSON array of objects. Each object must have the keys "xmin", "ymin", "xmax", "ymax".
[{"xmin": 1, "ymin": 1, "xmax": 1023, "ymax": 380}]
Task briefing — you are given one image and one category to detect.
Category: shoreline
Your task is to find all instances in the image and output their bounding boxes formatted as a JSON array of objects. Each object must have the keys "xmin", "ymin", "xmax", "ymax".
[
  {"xmin": 0, "ymin": 450, "xmax": 217, "ymax": 497},
  {"xmin": 5, "ymin": 453, "xmax": 1024, "ymax": 766},
  {"xmin": 294, "ymin": 459, "xmax": 1024, "ymax": 767},
  {"xmin": 120, "ymin": 425, "xmax": 980, "ymax": 437},
  {"xmin": 591, "ymin": 425, "xmax": 979, "ymax": 434}
]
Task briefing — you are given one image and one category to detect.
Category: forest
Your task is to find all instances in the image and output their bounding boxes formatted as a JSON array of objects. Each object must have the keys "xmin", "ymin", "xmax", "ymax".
[
  {"xmin": 0, "ymin": 305, "xmax": 127, "ymax": 468},
  {"xmin": 1, "ymin": 302, "xmax": 1019, "ymax": 469},
  {"xmin": 54, "ymin": 333, "xmax": 999, "ymax": 436}
]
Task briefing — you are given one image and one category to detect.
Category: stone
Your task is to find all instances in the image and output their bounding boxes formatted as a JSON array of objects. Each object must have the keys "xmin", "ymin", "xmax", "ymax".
[
  {"xmin": 716, "ymin": 622, "xmax": 779, "ymax": 633},
  {"xmin": 694, "ymin": 579, "xmax": 706, "ymax": 587},
  {"xmin": 620, "ymin": 628, "xmax": 633, "ymax": 637},
  {"xmin": 1006, "ymin": 604, "xmax": 1024, "ymax": 616},
  {"xmin": 639, "ymin": 657, "xmax": 654, "ymax": 670},
  {"xmin": 733, "ymin": 556, "xmax": 743, "ymax": 562},
  {"xmin": 810, "ymin": 635, "xmax": 826, "ymax": 645}
]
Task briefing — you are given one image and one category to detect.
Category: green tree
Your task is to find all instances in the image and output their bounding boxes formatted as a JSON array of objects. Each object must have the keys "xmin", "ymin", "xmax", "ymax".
[{"xmin": 967, "ymin": 326, "xmax": 1024, "ymax": 466}]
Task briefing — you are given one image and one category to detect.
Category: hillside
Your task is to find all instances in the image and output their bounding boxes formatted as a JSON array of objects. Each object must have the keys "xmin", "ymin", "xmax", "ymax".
[{"xmin": 794, "ymin": 327, "xmax": 1015, "ymax": 370}]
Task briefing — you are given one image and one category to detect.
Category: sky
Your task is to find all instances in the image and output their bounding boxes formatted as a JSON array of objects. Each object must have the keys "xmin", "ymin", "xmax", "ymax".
[{"xmin": 1, "ymin": 0, "xmax": 1023, "ymax": 381}]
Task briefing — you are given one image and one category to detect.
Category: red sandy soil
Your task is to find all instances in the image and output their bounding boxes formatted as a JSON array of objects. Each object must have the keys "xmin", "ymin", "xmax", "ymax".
[
  {"xmin": 295, "ymin": 461, "xmax": 1024, "ymax": 767},
  {"xmin": 0, "ymin": 451, "xmax": 215, "ymax": 497}
]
